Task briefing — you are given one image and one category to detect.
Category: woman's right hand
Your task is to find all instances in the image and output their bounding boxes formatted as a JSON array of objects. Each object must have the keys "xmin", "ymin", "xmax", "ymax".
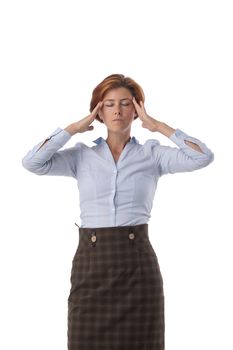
[{"xmin": 65, "ymin": 101, "xmax": 103, "ymax": 135}]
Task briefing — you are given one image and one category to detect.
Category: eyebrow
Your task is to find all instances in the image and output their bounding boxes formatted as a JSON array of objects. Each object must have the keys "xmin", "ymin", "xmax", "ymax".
[{"xmin": 103, "ymin": 98, "xmax": 132, "ymax": 102}]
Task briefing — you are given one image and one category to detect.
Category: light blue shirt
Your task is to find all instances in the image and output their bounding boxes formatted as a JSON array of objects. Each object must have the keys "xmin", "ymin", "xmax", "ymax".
[{"xmin": 22, "ymin": 128, "xmax": 214, "ymax": 228}]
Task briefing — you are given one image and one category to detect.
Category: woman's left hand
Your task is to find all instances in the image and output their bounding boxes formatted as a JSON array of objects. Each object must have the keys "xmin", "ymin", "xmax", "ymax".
[{"xmin": 132, "ymin": 98, "xmax": 159, "ymax": 132}]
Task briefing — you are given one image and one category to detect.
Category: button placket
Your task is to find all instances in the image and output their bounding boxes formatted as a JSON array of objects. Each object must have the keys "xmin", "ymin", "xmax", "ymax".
[{"xmin": 110, "ymin": 168, "xmax": 117, "ymax": 213}]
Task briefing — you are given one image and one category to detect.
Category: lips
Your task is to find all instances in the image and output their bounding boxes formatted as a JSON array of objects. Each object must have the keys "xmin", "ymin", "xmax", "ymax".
[{"xmin": 112, "ymin": 119, "xmax": 123, "ymax": 121}]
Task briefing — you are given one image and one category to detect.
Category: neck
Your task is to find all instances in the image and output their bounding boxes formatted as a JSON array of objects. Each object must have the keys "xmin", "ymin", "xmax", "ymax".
[{"xmin": 106, "ymin": 131, "xmax": 131, "ymax": 152}]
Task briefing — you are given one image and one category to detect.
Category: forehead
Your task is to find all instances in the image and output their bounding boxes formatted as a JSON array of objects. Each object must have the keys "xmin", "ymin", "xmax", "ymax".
[{"xmin": 103, "ymin": 87, "xmax": 132, "ymax": 100}]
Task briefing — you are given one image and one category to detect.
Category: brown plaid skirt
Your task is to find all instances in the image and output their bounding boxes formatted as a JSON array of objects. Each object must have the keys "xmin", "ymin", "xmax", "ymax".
[{"xmin": 67, "ymin": 223, "xmax": 165, "ymax": 349}]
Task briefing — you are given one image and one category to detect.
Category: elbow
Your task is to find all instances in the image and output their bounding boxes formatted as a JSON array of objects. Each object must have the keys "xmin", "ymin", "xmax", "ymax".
[
  {"xmin": 22, "ymin": 157, "xmax": 38, "ymax": 174},
  {"xmin": 21, "ymin": 156, "xmax": 48, "ymax": 175},
  {"xmin": 194, "ymin": 151, "xmax": 214, "ymax": 169},
  {"xmin": 22, "ymin": 150, "xmax": 36, "ymax": 172},
  {"xmin": 181, "ymin": 151, "xmax": 214, "ymax": 172},
  {"xmin": 202, "ymin": 150, "xmax": 214, "ymax": 166},
  {"xmin": 22, "ymin": 156, "xmax": 32, "ymax": 172},
  {"xmin": 207, "ymin": 151, "xmax": 214, "ymax": 165}
]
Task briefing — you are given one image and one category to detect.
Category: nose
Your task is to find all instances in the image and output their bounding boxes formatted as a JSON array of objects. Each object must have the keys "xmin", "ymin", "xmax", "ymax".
[
  {"xmin": 114, "ymin": 106, "xmax": 121, "ymax": 116},
  {"xmin": 113, "ymin": 103, "xmax": 121, "ymax": 116}
]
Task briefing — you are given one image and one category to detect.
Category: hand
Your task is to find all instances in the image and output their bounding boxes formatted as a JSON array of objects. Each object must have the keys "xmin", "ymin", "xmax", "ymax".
[
  {"xmin": 132, "ymin": 98, "xmax": 160, "ymax": 132},
  {"xmin": 65, "ymin": 101, "xmax": 103, "ymax": 135}
]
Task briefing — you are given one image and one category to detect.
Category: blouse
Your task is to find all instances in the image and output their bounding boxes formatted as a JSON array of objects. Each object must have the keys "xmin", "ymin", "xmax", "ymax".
[{"xmin": 22, "ymin": 127, "xmax": 214, "ymax": 227}]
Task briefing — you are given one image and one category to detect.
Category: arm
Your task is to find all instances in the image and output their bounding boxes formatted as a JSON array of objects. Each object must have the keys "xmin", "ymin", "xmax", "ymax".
[
  {"xmin": 154, "ymin": 121, "xmax": 203, "ymax": 153},
  {"xmin": 22, "ymin": 102, "xmax": 103, "ymax": 177},
  {"xmin": 151, "ymin": 127, "xmax": 214, "ymax": 175},
  {"xmin": 132, "ymin": 98, "xmax": 214, "ymax": 174},
  {"xmin": 34, "ymin": 122, "xmax": 84, "ymax": 152},
  {"xmin": 21, "ymin": 127, "xmax": 78, "ymax": 177}
]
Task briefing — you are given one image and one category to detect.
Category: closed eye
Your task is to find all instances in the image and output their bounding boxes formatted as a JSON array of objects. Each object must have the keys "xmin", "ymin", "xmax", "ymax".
[
  {"xmin": 104, "ymin": 103, "xmax": 114, "ymax": 107},
  {"xmin": 104, "ymin": 101, "xmax": 132, "ymax": 107}
]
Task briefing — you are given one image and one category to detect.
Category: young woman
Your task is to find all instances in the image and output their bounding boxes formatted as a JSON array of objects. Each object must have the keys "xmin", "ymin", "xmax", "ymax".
[{"xmin": 22, "ymin": 73, "xmax": 214, "ymax": 350}]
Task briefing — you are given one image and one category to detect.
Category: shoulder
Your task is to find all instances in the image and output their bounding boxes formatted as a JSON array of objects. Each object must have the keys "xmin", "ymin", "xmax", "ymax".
[
  {"xmin": 143, "ymin": 138, "xmax": 160, "ymax": 146},
  {"xmin": 72, "ymin": 141, "xmax": 99, "ymax": 153},
  {"xmin": 140, "ymin": 138, "xmax": 161, "ymax": 151},
  {"xmin": 132, "ymin": 138, "xmax": 162, "ymax": 158}
]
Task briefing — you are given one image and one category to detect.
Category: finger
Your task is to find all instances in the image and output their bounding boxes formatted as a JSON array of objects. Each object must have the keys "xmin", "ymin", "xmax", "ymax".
[
  {"xmin": 132, "ymin": 97, "xmax": 140, "ymax": 107},
  {"xmin": 96, "ymin": 101, "xmax": 103, "ymax": 110},
  {"xmin": 89, "ymin": 102, "xmax": 102, "ymax": 120},
  {"xmin": 140, "ymin": 101, "xmax": 147, "ymax": 113},
  {"xmin": 132, "ymin": 97, "xmax": 141, "ymax": 114},
  {"xmin": 140, "ymin": 101, "xmax": 145, "ymax": 108},
  {"xmin": 92, "ymin": 101, "xmax": 101, "ymax": 114},
  {"xmin": 96, "ymin": 101, "xmax": 104, "ymax": 115}
]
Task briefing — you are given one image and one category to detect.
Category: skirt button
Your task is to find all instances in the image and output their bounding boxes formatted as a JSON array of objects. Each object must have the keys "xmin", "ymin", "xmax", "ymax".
[
  {"xmin": 129, "ymin": 233, "xmax": 135, "ymax": 239},
  {"xmin": 91, "ymin": 235, "xmax": 97, "ymax": 242}
]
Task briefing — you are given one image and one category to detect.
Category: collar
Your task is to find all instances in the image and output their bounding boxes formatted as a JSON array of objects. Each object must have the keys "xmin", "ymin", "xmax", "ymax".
[{"xmin": 92, "ymin": 136, "xmax": 139, "ymax": 145}]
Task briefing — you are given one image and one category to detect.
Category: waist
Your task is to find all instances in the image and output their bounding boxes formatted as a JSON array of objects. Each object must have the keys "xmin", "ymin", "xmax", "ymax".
[
  {"xmin": 78, "ymin": 217, "xmax": 150, "ymax": 229},
  {"xmin": 78, "ymin": 223, "xmax": 149, "ymax": 244}
]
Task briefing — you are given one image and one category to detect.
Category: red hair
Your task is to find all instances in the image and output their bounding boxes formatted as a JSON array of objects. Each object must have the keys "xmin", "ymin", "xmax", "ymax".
[{"xmin": 90, "ymin": 74, "xmax": 145, "ymax": 123}]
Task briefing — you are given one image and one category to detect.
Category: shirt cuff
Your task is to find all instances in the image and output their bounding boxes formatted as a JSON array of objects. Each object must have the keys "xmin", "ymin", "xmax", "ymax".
[
  {"xmin": 46, "ymin": 127, "xmax": 71, "ymax": 143},
  {"xmin": 169, "ymin": 128, "xmax": 210, "ymax": 154},
  {"xmin": 36, "ymin": 127, "xmax": 72, "ymax": 151}
]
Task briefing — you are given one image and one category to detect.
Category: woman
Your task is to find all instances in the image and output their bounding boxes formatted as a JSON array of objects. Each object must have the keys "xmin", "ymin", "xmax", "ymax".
[{"xmin": 22, "ymin": 73, "xmax": 214, "ymax": 350}]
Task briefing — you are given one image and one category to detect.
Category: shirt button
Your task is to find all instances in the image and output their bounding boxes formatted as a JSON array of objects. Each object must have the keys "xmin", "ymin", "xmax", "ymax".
[
  {"xmin": 91, "ymin": 235, "xmax": 97, "ymax": 242},
  {"xmin": 129, "ymin": 233, "xmax": 135, "ymax": 239}
]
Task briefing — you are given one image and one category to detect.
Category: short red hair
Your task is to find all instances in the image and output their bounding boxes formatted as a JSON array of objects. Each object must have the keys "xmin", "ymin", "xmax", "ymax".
[{"xmin": 90, "ymin": 74, "xmax": 145, "ymax": 123}]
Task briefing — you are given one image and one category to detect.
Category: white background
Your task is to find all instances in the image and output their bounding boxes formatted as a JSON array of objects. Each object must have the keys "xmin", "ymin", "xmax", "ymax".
[{"xmin": 0, "ymin": 0, "xmax": 232, "ymax": 349}]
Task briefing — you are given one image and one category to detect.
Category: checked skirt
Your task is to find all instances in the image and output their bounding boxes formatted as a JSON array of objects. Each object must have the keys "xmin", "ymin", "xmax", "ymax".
[{"xmin": 67, "ymin": 223, "xmax": 165, "ymax": 349}]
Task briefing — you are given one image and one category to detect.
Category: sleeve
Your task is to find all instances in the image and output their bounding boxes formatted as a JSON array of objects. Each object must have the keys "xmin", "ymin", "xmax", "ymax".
[
  {"xmin": 151, "ymin": 128, "xmax": 214, "ymax": 176},
  {"xmin": 22, "ymin": 127, "xmax": 79, "ymax": 178}
]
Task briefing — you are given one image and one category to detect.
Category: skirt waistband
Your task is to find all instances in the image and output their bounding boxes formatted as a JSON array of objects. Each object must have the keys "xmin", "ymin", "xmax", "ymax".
[
  {"xmin": 79, "ymin": 223, "xmax": 147, "ymax": 234},
  {"xmin": 78, "ymin": 223, "xmax": 149, "ymax": 245}
]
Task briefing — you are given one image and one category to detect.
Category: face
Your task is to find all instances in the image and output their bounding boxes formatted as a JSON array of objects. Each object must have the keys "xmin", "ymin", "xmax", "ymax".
[{"xmin": 98, "ymin": 87, "xmax": 136, "ymax": 133}]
